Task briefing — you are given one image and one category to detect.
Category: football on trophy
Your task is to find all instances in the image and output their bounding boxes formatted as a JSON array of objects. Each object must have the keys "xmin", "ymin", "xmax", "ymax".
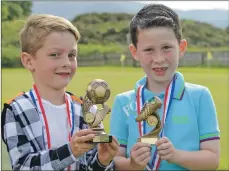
[{"xmin": 86, "ymin": 79, "xmax": 110, "ymax": 104}]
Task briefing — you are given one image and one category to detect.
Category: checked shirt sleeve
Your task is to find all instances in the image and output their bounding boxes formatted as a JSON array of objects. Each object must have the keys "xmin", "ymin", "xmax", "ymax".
[
  {"xmin": 79, "ymin": 147, "xmax": 114, "ymax": 171},
  {"xmin": 76, "ymin": 106, "xmax": 115, "ymax": 171},
  {"xmin": 77, "ymin": 121, "xmax": 115, "ymax": 171},
  {"xmin": 2, "ymin": 104, "xmax": 79, "ymax": 170}
]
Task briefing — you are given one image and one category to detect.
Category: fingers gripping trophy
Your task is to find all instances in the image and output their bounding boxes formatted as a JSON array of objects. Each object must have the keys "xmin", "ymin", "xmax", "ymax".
[
  {"xmin": 135, "ymin": 96, "xmax": 163, "ymax": 144},
  {"xmin": 81, "ymin": 79, "xmax": 112, "ymax": 143}
]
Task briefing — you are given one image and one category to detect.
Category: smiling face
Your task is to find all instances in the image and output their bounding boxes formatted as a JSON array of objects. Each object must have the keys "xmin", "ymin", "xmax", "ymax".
[
  {"xmin": 25, "ymin": 31, "xmax": 78, "ymax": 90},
  {"xmin": 129, "ymin": 27, "xmax": 187, "ymax": 84}
]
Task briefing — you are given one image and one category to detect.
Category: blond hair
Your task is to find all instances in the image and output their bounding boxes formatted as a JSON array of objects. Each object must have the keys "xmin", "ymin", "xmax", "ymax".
[{"xmin": 19, "ymin": 14, "xmax": 80, "ymax": 55}]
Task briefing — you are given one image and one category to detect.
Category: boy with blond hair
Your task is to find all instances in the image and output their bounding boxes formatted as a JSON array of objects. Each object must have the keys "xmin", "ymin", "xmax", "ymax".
[{"xmin": 2, "ymin": 14, "xmax": 119, "ymax": 170}]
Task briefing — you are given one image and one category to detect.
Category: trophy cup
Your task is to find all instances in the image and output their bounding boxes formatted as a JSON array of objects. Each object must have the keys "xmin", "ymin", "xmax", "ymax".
[
  {"xmin": 81, "ymin": 79, "xmax": 112, "ymax": 143},
  {"xmin": 135, "ymin": 96, "xmax": 162, "ymax": 145}
]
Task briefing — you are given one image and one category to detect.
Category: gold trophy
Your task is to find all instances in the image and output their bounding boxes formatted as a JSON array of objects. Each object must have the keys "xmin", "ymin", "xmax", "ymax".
[
  {"xmin": 81, "ymin": 79, "xmax": 112, "ymax": 143},
  {"xmin": 135, "ymin": 96, "xmax": 162, "ymax": 144}
]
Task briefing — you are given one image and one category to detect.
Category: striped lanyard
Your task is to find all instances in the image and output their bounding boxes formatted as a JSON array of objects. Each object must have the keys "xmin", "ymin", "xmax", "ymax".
[
  {"xmin": 136, "ymin": 75, "xmax": 176, "ymax": 170},
  {"xmin": 29, "ymin": 85, "xmax": 75, "ymax": 171}
]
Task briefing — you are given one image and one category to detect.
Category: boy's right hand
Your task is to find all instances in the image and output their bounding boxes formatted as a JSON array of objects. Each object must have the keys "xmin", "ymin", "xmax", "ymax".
[
  {"xmin": 130, "ymin": 142, "xmax": 152, "ymax": 170},
  {"xmin": 70, "ymin": 129, "xmax": 96, "ymax": 157}
]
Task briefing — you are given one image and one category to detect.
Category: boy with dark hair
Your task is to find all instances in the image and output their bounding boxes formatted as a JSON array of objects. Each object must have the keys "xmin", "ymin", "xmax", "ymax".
[{"xmin": 110, "ymin": 4, "xmax": 220, "ymax": 170}]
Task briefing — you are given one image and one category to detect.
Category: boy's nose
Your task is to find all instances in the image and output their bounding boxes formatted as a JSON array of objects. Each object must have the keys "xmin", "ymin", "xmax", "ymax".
[
  {"xmin": 62, "ymin": 56, "xmax": 71, "ymax": 67},
  {"xmin": 153, "ymin": 52, "xmax": 165, "ymax": 63}
]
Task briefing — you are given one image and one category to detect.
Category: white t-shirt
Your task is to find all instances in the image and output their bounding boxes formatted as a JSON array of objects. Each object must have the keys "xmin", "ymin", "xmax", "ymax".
[
  {"xmin": 42, "ymin": 99, "xmax": 76, "ymax": 170},
  {"xmin": 42, "ymin": 99, "xmax": 69, "ymax": 148}
]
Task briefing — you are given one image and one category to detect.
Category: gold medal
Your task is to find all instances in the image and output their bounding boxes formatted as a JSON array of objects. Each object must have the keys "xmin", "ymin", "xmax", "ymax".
[
  {"xmin": 85, "ymin": 112, "xmax": 95, "ymax": 124},
  {"xmin": 146, "ymin": 115, "xmax": 158, "ymax": 126}
]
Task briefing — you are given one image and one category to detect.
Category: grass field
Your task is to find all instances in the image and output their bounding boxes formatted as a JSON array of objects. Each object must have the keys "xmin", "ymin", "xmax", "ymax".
[{"xmin": 1, "ymin": 67, "xmax": 228, "ymax": 170}]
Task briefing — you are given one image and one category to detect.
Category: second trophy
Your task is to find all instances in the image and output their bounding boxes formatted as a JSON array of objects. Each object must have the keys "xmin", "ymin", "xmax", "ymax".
[{"xmin": 135, "ymin": 96, "xmax": 163, "ymax": 144}]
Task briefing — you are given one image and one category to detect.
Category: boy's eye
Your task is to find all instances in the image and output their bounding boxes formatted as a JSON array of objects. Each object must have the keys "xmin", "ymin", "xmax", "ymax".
[
  {"xmin": 50, "ymin": 53, "xmax": 60, "ymax": 57},
  {"xmin": 163, "ymin": 46, "xmax": 172, "ymax": 50},
  {"xmin": 68, "ymin": 53, "xmax": 76, "ymax": 58},
  {"xmin": 144, "ymin": 48, "xmax": 153, "ymax": 52}
]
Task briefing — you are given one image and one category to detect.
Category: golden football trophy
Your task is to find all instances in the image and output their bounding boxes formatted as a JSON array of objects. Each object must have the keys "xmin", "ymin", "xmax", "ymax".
[
  {"xmin": 82, "ymin": 79, "xmax": 112, "ymax": 143},
  {"xmin": 135, "ymin": 96, "xmax": 162, "ymax": 144}
]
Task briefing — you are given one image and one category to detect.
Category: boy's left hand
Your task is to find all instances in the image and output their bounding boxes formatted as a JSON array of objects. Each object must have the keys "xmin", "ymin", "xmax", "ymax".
[
  {"xmin": 156, "ymin": 137, "xmax": 176, "ymax": 163},
  {"xmin": 98, "ymin": 136, "xmax": 119, "ymax": 166}
]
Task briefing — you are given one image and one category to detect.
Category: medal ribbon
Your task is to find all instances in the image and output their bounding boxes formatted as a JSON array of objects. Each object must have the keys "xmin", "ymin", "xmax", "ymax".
[
  {"xmin": 30, "ymin": 84, "xmax": 74, "ymax": 171},
  {"xmin": 136, "ymin": 75, "xmax": 176, "ymax": 170}
]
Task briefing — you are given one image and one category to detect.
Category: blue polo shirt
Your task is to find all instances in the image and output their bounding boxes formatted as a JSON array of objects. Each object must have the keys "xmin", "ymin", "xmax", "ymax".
[{"xmin": 110, "ymin": 72, "xmax": 220, "ymax": 170}]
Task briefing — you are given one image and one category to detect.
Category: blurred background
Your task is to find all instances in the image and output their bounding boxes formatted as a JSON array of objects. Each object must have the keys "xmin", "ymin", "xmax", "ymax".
[
  {"xmin": 1, "ymin": 1, "xmax": 229, "ymax": 170},
  {"xmin": 2, "ymin": 1, "xmax": 229, "ymax": 67}
]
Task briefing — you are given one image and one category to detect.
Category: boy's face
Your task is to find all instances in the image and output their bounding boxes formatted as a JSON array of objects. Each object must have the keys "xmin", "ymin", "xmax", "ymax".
[
  {"xmin": 129, "ymin": 27, "xmax": 187, "ymax": 84},
  {"xmin": 28, "ymin": 31, "xmax": 77, "ymax": 90}
]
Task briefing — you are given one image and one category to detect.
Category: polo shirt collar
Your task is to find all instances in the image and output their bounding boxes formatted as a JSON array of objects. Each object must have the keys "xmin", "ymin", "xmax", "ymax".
[{"xmin": 135, "ymin": 71, "xmax": 185, "ymax": 100}]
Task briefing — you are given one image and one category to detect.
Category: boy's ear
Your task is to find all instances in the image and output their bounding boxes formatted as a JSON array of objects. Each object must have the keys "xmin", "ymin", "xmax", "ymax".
[
  {"xmin": 129, "ymin": 44, "xmax": 139, "ymax": 61},
  {"xmin": 179, "ymin": 39, "xmax": 187, "ymax": 58},
  {"xmin": 21, "ymin": 52, "xmax": 35, "ymax": 72}
]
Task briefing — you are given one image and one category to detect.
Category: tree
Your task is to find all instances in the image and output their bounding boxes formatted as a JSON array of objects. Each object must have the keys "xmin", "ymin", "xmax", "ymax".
[
  {"xmin": 14, "ymin": 1, "xmax": 32, "ymax": 16},
  {"xmin": 1, "ymin": 3, "xmax": 9, "ymax": 21},
  {"xmin": 1, "ymin": 1, "xmax": 32, "ymax": 21},
  {"xmin": 7, "ymin": 3, "xmax": 23, "ymax": 20}
]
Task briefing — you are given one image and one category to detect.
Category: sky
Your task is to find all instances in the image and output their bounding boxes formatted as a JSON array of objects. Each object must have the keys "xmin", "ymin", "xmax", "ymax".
[{"xmin": 137, "ymin": 1, "xmax": 229, "ymax": 10}]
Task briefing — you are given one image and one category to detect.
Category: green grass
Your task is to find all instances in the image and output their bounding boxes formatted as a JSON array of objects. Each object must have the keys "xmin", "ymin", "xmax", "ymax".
[
  {"xmin": 1, "ymin": 67, "xmax": 228, "ymax": 170},
  {"xmin": 186, "ymin": 46, "xmax": 229, "ymax": 52}
]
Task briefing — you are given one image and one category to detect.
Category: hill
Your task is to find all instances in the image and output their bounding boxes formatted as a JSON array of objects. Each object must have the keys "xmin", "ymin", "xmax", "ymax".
[
  {"xmin": 2, "ymin": 13, "xmax": 229, "ymax": 67},
  {"xmin": 31, "ymin": 1, "xmax": 229, "ymax": 29},
  {"xmin": 72, "ymin": 13, "xmax": 229, "ymax": 48}
]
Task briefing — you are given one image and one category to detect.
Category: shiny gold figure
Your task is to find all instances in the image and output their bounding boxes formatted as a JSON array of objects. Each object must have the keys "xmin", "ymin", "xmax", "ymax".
[
  {"xmin": 135, "ymin": 96, "xmax": 163, "ymax": 143},
  {"xmin": 82, "ymin": 79, "xmax": 111, "ymax": 128}
]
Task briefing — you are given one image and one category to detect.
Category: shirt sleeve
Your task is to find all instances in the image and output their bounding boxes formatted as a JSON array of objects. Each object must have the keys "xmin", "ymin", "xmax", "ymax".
[
  {"xmin": 198, "ymin": 88, "xmax": 220, "ymax": 143},
  {"xmin": 110, "ymin": 95, "xmax": 128, "ymax": 148},
  {"xmin": 73, "ymin": 102, "xmax": 115, "ymax": 171},
  {"xmin": 2, "ymin": 102, "xmax": 115, "ymax": 171},
  {"xmin": 2, "ymin": 105, "xmax": 78, "ymax": 170},
  {"xmin": 82, "ymin": 149, "xmax": 114, "ymax": 171}
]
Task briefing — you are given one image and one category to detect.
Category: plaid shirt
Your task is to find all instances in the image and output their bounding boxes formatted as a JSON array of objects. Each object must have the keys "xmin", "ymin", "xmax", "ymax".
[{"xmin": 1, "ymin": 92, "xmax": 115, "ymax": 171}]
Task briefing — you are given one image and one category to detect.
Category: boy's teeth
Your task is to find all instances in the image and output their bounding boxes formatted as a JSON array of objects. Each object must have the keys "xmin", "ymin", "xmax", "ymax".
[{"xmin": 154, "ymin": 68, "xmax": 165, "ymax": 71}]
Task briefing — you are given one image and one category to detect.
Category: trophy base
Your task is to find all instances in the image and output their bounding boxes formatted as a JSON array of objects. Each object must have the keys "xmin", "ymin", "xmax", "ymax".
[
  {"xmin": 139, "ymin": 137, "xmax": 158, "ymax": 145},
  {"xmin": 89, "ymin": 128, "xmax": 112, "ymax": 143},
  {"xmin": 93, "ymin": 134, "xmax": 112, "ymax": 143}
]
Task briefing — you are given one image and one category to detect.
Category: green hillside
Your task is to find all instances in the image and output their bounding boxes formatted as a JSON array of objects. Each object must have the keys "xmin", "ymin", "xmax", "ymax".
[
  {"xmin": 73, "ymin": 13, "xmax": 229, "ymax": 48},
  {"xmin": 2, "ymin": 9, "xmax": 229, "ymax": 67}
]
